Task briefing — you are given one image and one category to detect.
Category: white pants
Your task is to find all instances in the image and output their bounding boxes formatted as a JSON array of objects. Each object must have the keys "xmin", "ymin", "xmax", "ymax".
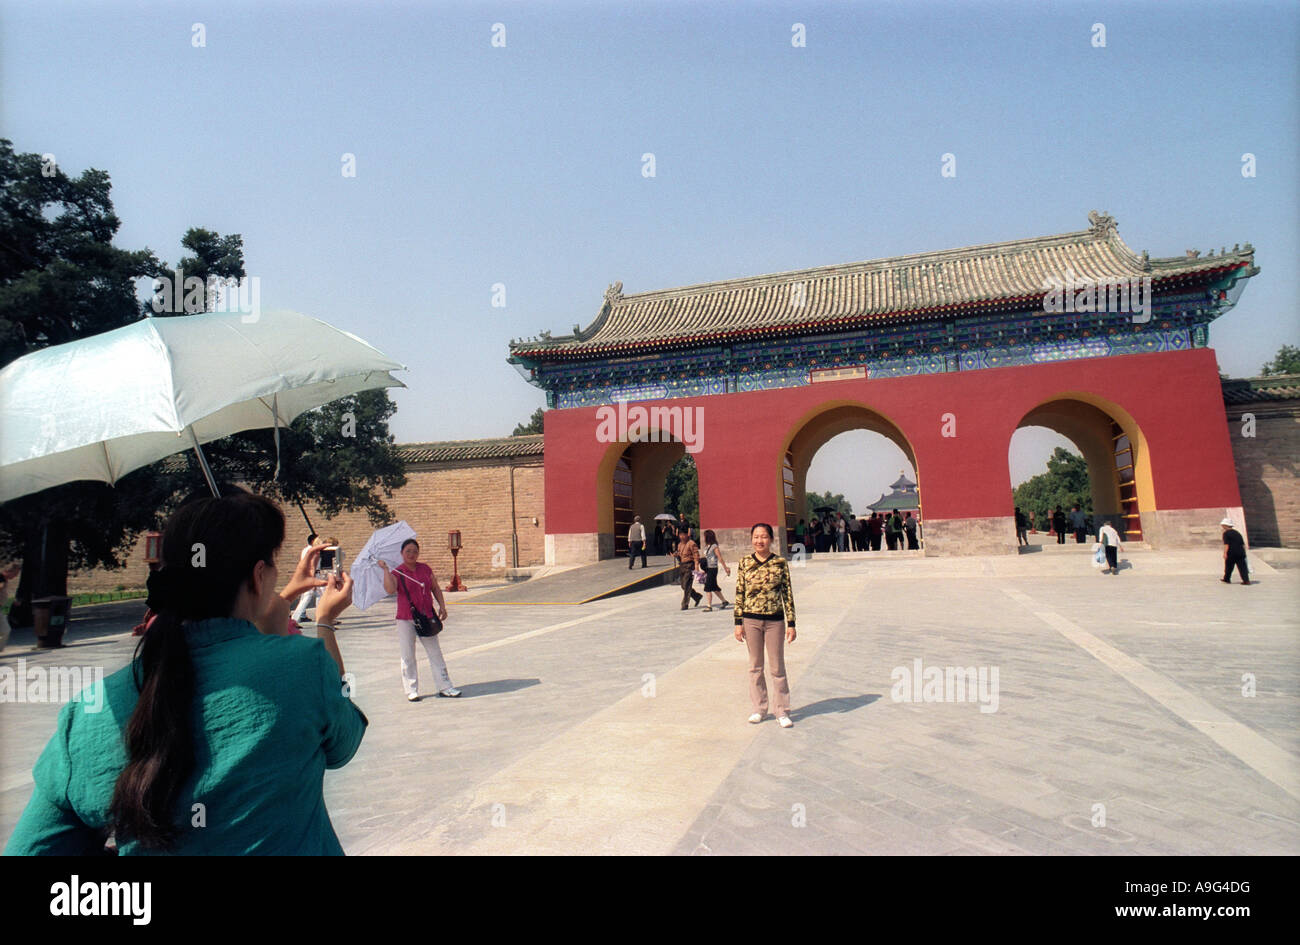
[
  {"xmin": 292, "ymin": 588, "xmax": 319, "ymax": 621},
  {"xmin": 396, "ymin": 618, "xmax": 453, "ymax": 696}
]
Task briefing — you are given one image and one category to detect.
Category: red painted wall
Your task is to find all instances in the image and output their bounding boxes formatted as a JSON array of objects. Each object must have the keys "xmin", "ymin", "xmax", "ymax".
[{"xmin": 544, "ymin": 348, "xmax": 1240, "ymax": 533}]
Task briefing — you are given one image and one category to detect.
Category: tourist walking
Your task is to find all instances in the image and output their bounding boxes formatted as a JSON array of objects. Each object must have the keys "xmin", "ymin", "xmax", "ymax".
[
  {"xmin": 1014, "ymin": 507, "xmax": 1028, "ymax": 546},
  {"xmin": 672, "ymin": 526, "xmax": 703, "ymax": 610},
  {"xmin": 700, "ymin": 530, "xmax": 731, "ymax": 611},
  {"xmin": 904, "ymin": 512, "xmax": 919, "ymax": 550},
  {"xmin": 1220, "ymin": 518, "xmax": 1251, "ymax": 585},
  {"xmin": 627, "ymin": 515, "xmax": 647, "ymax": 568},
  {"xmin": 377, "ymin": 538, "xmax": 459, "ymax": 700},
  {"xmin": 1069, "ymin": 505, "xmax": 1088, "ymax": 543},
  {"xmin": 1097, "ymin": 520, "xmax": 1123, "ymax": 575},
  {"xmin": 1053, "ymin": 507, "xmax": 1068, "ymax": 544},
  {"xmin": 794, "ymin": 518, "xmax": 807, "ymax": 553},
  {"xmin": 733, "ymin": 523, "xmax": 796, "ymax": 728},
  {"xmin": 887, "ymin": 511, "xmax": 904, "ymax": 550},
  {"xmin": 4, "ymin": 491, "xmax": 365, "ymax": 855},
  {"xmin": 868, "ymin": 513, "xmax": 883, "ymax": 551}
]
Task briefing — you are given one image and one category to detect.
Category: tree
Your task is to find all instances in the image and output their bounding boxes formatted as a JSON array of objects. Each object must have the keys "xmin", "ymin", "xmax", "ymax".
[
  {"xmin": 806, "ymin": 490, "xmax": 852, "ymax": 519},
  {"xmin": 663, "ymin": 456, "xmax": 699, "ymax": 524},
  {"xmin": 1012, "ymin": 447, "xmax": 1092, "ymax": 525},
  {"xmin": 0, "ymin": 140, "xmax": 164, "ymax": 368},
  {"xmin": 1260, "ymin": 345, "xmax": 1300, "ymax": 377},
  {"xmin": 512, "ymin": 407, "xmax": 544, "ymax": 435}
]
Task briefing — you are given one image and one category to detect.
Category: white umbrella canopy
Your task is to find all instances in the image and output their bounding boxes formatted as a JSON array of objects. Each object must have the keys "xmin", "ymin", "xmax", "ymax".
[
  {"xmin": 0, "ymin": 309, "xmax": 405, "ymax": 503},
  {"xmin": 350, "ymin": 520, "xmax": 418, "ymax": 611}
]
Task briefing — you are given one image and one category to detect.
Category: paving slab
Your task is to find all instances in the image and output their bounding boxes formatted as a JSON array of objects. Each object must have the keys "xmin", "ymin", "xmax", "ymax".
[{"xmin": 2, "ymin": 550, "xmax": 1297, "ymax": 855}]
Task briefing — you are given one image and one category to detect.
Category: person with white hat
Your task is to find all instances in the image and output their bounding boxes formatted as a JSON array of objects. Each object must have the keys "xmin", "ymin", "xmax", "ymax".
[{"xmin": 1220, "ymin": 518, "xmax": 1251, "ymax": 585}]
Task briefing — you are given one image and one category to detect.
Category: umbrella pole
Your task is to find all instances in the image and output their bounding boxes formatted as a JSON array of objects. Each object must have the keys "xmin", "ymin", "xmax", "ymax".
[
  {"xmin": 296, "ymin": 500, "xmax": 316, "ymax": 536},
  {"xmin": 187, "ymin": 428, "xmax": 221, "ymax": 497}
]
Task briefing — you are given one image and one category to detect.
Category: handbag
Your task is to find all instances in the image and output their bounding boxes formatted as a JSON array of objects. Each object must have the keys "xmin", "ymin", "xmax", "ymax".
[
  {"xmin": 694, "ymin": 569, "xmax": 707, "ymax": 584},
  {"xmin": 398, "ymin": 571, "xmax": 442, "ymax": 637}
]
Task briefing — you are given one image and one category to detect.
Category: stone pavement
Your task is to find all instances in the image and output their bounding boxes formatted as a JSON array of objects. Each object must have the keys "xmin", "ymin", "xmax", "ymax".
[{"xmin": 1, "ymin": 546, "xmax": 1297, "ymax": 855}]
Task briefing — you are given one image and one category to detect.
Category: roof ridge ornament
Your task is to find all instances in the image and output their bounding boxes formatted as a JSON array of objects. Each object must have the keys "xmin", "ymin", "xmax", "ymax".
[
  {"xmin": 1087, "ymin": 210, "xmax": 1117, "ymax": 236},
  {"xmin": 604, "ymin": 281, "xmax": 624, "ymax": 305}
]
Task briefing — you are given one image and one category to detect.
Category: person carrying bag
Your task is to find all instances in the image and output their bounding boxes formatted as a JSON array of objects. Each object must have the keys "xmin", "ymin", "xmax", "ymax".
[{"xmin": 378, "ymin": 539, "xmax": 459, "ymax": 701}]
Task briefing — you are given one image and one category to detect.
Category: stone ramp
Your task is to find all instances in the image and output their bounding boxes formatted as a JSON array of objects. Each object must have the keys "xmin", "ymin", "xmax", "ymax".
[{"xmin": 457, "ymin": 556, "xmax": 680, "ymax": 605}]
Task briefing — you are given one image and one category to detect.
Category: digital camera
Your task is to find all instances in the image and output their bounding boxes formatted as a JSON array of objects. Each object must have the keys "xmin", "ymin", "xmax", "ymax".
[{"xmin": 315, "ymin": 546, "xmax": 344, "ymax": 578}]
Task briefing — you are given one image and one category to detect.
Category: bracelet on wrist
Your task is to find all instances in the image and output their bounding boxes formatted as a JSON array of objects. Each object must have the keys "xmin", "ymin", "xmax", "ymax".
[{"xmin": 316, "ymin": 623, "xmax": 336, "ymax": 632}]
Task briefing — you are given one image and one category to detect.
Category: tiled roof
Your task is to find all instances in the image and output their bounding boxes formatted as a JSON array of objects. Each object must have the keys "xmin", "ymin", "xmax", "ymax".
[
  {"xmin": 510, "ymin": 212, "xmax": 1256, "ymax": 359},
  {"xmin": 397, "ymin": 435, "xmax": 544, "ymax": 464},
  {"xmin": 1221, "ymin": 374, "xmax": 1300, "ymax": 405},
  {"xmin": 158, "ymin": 434, "xmax": 545, "ymax": 472}
]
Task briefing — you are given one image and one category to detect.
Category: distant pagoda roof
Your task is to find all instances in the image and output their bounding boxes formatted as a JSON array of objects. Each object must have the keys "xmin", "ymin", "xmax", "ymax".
[
  {"xmin": 869, "ymin": 492, "xmax": 920, "ymax": 513},
  {"xmin": 509, "ymin": 212, "xmax": 1257, "ymax": 361},
  {"xmin": 890, "ymin": 472, "xmax": 917, "ymax": 491}
]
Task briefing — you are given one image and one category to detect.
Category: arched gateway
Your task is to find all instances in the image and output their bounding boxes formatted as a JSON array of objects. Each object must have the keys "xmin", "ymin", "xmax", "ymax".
[{"xmin": 509, "ymin": 213, "xmax": 1258, "ymax": 564}]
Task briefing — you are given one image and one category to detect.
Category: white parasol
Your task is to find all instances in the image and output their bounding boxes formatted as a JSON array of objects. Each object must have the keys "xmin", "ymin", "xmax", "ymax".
[{"xmin": 0, "ymin": 309, "xmax": 405, "ymax": 502}]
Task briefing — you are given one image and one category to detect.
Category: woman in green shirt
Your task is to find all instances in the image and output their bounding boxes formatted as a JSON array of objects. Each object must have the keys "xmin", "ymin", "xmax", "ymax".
[{"xmin": 4, "ymin": 491, "xmax": 367, "ymax": 855}]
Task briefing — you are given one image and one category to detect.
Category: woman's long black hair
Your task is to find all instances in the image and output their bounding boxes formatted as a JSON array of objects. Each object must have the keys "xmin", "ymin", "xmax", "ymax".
[{"xmin": 108, "ymin": 490, "xmax": 284, "ymax": 850}]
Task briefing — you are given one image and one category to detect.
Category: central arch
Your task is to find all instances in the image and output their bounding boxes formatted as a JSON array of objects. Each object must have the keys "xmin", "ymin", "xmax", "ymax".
[{"xmin": 778, "ymin": 400, "xmax": 919, "ymax": 553}]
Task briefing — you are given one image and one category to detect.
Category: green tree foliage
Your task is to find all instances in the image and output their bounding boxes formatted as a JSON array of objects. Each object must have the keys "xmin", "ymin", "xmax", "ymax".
[
  {"xmin": 0, "ymin": 139, "xmax": 164, "ymax": 368},
  {"xmin": 1260, "ymin": 344, "xmax": 1300, "ymax": 376},
  {"xmin": 663, "ymin": 455, "xmax": 699, "ymax": 524},
  {"xmin": 512, "ymin": 407, "xmax": 544, "ymax": 435},
  {"xmin": 1012, "ymin": 447, "xmax": 1092, "ymax": 525},
  {"xmin": 806, "ymin": 490, "xmax": 853, "ymax": 519}
]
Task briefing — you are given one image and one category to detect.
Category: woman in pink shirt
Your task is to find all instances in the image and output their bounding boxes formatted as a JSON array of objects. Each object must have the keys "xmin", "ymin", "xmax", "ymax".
[{"xmin": 378, "ymin": 538, "xmax": 459, "ymax": 701}]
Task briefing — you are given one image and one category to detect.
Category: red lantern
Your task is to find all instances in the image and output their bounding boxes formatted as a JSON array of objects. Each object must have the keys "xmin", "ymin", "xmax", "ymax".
[{"xmin": 447, "ymin": 530, "xmax": 467, "ymax": 592}]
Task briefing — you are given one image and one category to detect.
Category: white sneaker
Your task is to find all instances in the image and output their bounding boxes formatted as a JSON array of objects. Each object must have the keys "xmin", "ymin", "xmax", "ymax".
[
  {"xmin": 407, "ymin": 692, "xmax": 421, "ymax": 702},
  {"xmin": 439, "ymin": 688, "xmax": 462, "ymax": 698},
  {"xmin": 777, "ymin": 716, "xmax": 794, "ymax": 728},
  {"xmin": 747, "ymin": 713, "xmax": 764, "ymax": 724}
]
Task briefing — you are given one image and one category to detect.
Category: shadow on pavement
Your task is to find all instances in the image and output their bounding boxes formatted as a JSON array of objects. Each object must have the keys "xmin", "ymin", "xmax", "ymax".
[
  {"xmin": 792, "ymin": 693, "xmax": 880, "ymax": 721},
  {"xmin": 455, "ymin": 678, "xmax": 541, "ymax": 698}
]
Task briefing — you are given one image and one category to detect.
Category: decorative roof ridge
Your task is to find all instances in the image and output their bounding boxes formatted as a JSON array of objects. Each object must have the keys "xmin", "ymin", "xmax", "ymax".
[
  {"xmin": 1221, "ymin": 373, "xmax": 1300, "ymax": 389},
  {"xmin": 397, "ymin": 434, "xmax": 544, "ymax": 450},
  {"xmin": 605, "ymin": 211, "xmax": 1253, "ymax": 305}
]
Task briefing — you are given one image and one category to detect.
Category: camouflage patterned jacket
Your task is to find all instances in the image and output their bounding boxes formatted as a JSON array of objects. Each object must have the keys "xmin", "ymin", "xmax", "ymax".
[{"xmin": 733, "ymin": 552, "xmax": 796, "ymax": 627}]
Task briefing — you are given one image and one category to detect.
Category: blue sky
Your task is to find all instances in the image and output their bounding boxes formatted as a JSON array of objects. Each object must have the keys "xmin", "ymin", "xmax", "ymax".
[{"xmin": 4, "ymin": 0, "xmax": 1296, "ymax": 511}]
